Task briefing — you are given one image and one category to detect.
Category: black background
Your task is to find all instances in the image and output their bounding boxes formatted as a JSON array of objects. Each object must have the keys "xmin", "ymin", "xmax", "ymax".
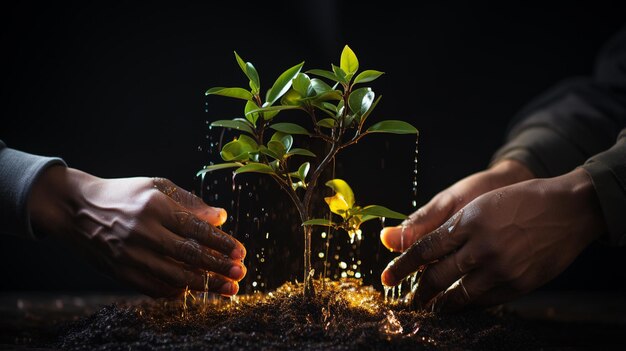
[{"xmin": 2, "ymin": 1, "xmax": 625, "ymax": 293}]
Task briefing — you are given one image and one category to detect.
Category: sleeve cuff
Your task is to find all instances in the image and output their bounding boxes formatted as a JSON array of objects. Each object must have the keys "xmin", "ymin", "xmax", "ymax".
[
  {"xmin": 581, "ymin": 134, "xmax": 626, "ymax": 246},
  {"xmin": 0, "ymin": 144, "xmax": 67, "ymax": 239},
  {"xmin": 491, "ymin": 127, "xmax": 589, "ymax": 178}
]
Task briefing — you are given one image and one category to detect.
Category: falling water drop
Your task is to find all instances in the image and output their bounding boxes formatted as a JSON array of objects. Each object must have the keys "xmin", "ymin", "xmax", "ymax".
[{"xmin": 412, "ymin": 135, "xmax": 419, "ymax": 209}]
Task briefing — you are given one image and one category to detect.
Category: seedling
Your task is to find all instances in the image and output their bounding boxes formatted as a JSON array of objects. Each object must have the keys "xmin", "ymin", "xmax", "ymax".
[{"xmin": 199, "ymin": 45, "xmax": 417, "ymax": 296}]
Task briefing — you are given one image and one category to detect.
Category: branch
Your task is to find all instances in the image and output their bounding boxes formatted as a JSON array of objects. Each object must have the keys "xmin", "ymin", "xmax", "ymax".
[
  {"xmin": 270, "ymin": 173, "xmax": 306, "ymax": 222},
  {"xmin": 338, "ymin": 131, "xmax": 370, "ymax": 150},
  {"xmin": 303, "ymin": 142, "xmax": 339, "ymax": 215}
]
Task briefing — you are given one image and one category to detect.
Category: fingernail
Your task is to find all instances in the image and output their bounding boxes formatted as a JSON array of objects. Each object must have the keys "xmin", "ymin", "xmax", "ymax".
[
  {"xmin": 229, "ymin": 265, "xmax": 245, "ymax": 280},
  {"xmin": 219, "ymin": 281, "xmax": 238, "ymax": 295},
  {"xmin": 231, "ymin": 247, "xmax": 246, "ymax": 260},
  {"xmin": 215, "ymin": 208, "xmax": 227, "ymax": 221},
  {"xmin": 380, "ymin": 227, "xmax": 399, "ymax": 249}
]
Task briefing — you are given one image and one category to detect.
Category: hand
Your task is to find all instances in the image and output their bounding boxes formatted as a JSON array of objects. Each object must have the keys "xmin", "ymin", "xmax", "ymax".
[
  {"xmin": 381, "ymin": 159, "xmax": 534, "ymax": 252},
  {"xmin": 381, "ymin": 168, "xmax": 606, "ymax": 312},
  {"xmin": 28, "ymin": 166, "xmax": 247, "ymax": 298}
]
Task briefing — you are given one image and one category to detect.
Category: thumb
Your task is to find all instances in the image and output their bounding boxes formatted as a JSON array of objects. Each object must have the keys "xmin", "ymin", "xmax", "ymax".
[{"xmin": 380, "ymin": 192, "xmax": 456, "ymax": 252}]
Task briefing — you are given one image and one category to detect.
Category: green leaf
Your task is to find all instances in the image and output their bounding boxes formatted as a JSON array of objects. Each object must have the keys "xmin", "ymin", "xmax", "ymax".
[
  {"xmin": 354, "ymin": 205, "xmax": 407, "ymax": 220},
  {"xmin": 244, "ymin": 101, "xmax": 260, "ymax": 125},
  {"xmin": 297, "ymin": 162, "xmax": 310, "ymax": 180},
  {"xmin": 196, "ymin": 162, "xmax": 243, "ymax": 176},
  {"xmin": 367, "ymin": 120, "xmax": 418, "ymax": 134},
  {"xmin": 335, "ymin": 99, "xmax": 345, "ymax": 119},
  {"xmin": 353, "ymin": 70, "xmax": 384, "ymax": 85},
  {"xmin": 311, "ymin": 103, "xmax": 338, "ymax": 118},
  {"xmin": 310, "ymin": 78, "xmax": 333, "ymax": 93},
  {"xmin": 331, "ymin": 64, "xmax": 348, "ymax": 83},
  {"xmin": 210, "ymin": 119, "xmax": 254, "ymax": 135},
  {"xmin": 286, "ymin": 148, "xmax": 316, "ymax": 158},
  {"xmin": 267, "ymin": 140, "xmax": 286, "ymax": 159},
  {"xmin": 358, "ymin": 95, "xmax": 381, "ymax": 127},
  {"xmin": 258, "ymin": 145, "xmax": 280, "ymax": 160},
  {"xmin": 280, "ymin": 88, "xmax": 302, "ymax": 106},
  {"xmin": 316, "ymin": 118, "xmax": 336, "ymax": 128},
  {"xmin": 220, "ymin": 134, "xmax": 258, "ymax": 161},
  {"xmin": 292, "ymin": 73, "xmax": 313, "ymax": 97},
  {"xmin": 246, "ymin": 105, "xmax": 301, "ymax": 119},
  {"xmin": 340, "ymin": 45, "xmax": 359, "ymax": 75},
  {"xmin": 302, "ymin": 218, "xmax": 337, "ymax": 226},
  {"xmin": 303, "ymin": 90, "xmax": 342, "ymax": 102},
  {"xmin": 234, "ymin": 51, "xmax": 260, "ymax": 93},
  {"xmin": 324, "ymin": 179, "xmax": 355, "ymax": 217},
  {"xmin": 266, "ymin": 62, "xmax": 305, "ymax": 105},
  {"xmin": 321, "ymin": 102, "xmax": 337, "ymax": 112},
  {"xmin": 270, "ymin": 123, "xmax": 310, "ymax": 135},
  {"xmin": 206, "ymin": 87, "xmax": 253, "ymax": 101},
  {"xmin": 271, "ymin": 131, "xmax": 293, "ymax": 152},
  {"xmin": 348, "ymin": 87, "xmax": 375, "ymax": 117},
  {"xmin": 307, "ymin": 69, "xmax": 342, "ymax": 83},
  {"xmin": 234, "ymin": 163, "xmax": 275, "ymax": 175}
]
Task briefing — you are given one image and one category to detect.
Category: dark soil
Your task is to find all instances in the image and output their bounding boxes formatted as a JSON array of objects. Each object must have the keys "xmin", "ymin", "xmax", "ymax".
[{"xmin": 55, "ymin": 279, "xmax": 535, "ymax": 350}]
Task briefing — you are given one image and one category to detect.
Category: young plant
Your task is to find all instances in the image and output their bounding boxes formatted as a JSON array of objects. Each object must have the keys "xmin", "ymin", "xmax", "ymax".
[
  {"xmin": 199, "ymin": 45, "xmax": 417, "ymax": 296},
  {"xmin": 302, "ymin": 179, "xmax": 406, "ymax": 244}
]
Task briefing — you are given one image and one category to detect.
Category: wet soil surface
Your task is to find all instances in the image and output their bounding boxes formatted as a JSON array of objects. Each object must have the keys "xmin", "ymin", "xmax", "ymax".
[{"xmin": 1, "ymin": 281, "xmax": 624, "ymax": 350}]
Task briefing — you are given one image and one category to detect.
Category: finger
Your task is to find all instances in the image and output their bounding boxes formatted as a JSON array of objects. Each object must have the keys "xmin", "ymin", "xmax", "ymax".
[
  {"xmin": 149, "ymin": 228, "xmax": 246, "ymax": 281},
  {"xmin": 381, "ymin": 192, "xmax": 457, "ymax": 252},
  {"xmin": 154, "ymin": 177, "xmax": 227, "ymax": 226},
  {"xmin": 382, "ymin": 209, "xmax": 466, "ymax": 286},
  {"xmin": 124, "ymin": 246, "xmax": 238, "ymax": 296},
  {"xmin": 431, "ymin": 272, "xmax": 495, "ymax": 313},
  {"xmin": 158, "ymin": 201, "xmax": 245, "ymax": 260},
  {"xmin": 114, "ymin": 266, "xmax": 179, "ymax": 298},
  {"xmin": 412, "ymin": 247, "xmax": 478, "ymax": 309}
]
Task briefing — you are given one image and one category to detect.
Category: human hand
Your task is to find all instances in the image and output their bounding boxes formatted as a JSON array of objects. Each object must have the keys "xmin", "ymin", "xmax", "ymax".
[
  {"xmin": 28, "ymin": 166, "xmax": 246, "ymax": 298},
  {"xmin": 381, "ymin": 168, "xmax": 606, "ymax": 312},
  {"xmin": 381, "ymin": 159, "xmax": 534, "ymax": 252}
]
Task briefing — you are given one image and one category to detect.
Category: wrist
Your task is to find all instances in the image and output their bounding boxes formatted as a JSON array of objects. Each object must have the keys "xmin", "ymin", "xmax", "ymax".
[
  {"xmin": 487, "ymin": 159, "xmax": 535, "ymax": 186},
  {"xmin": 552, "ymin": 168, "xmax": 607, "ymax": 243},
  {"xmin": 28, "ymin": 166, "xmax": 99, "ymax": 238}
]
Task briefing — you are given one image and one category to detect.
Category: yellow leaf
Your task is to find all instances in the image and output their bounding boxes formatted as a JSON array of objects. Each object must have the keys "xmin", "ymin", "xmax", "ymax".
[
  {"xmin": 324, "ymin": 179, "xmax": 355, "ymax": 208},
  {"xmin": 324, "ymin": 193, "xmax": 350, "ymax": 218}
]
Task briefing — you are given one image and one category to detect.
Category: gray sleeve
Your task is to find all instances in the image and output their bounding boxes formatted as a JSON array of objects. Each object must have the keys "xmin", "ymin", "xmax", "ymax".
[
  {"xmin": 490, "ymin": 26, "xmax": 626, "ymax": 246},
  {"xmin": 0, "ymin": 140, "xmax": 66, "ymax": 239}
]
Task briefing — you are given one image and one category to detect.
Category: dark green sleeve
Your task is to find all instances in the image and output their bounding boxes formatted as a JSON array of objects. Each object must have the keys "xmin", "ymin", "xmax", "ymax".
[
  {"xmin": 491, "ymin": 26, "xmax": 626, "ymax": 246},
  {"xmin": 581, "ymin": 130, "xmax": 626, "ymax": 245}
]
